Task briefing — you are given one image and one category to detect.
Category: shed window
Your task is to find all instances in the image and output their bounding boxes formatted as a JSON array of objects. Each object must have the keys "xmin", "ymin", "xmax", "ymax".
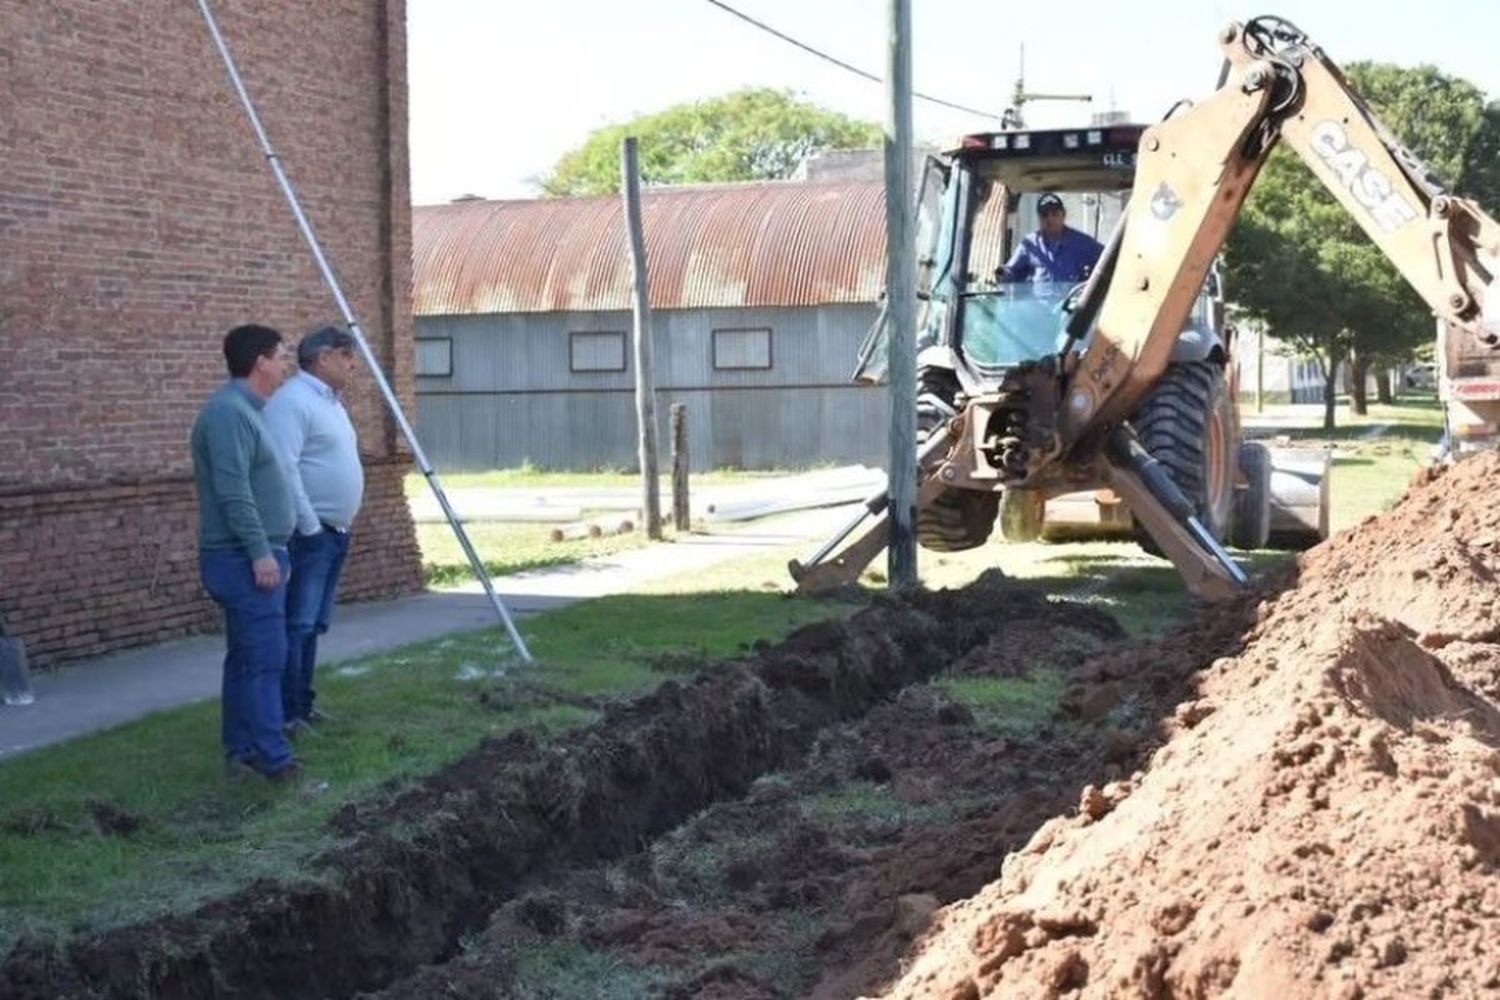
[
  {"xmin": 570, "ymin": 331, "xmax": 627, "ymax": 372},
  {"xmin": 712, "ymin": 328, "xmax": 773, "ymax": 370},
  {"xmin": 415, "ymin": 338, "xmax": 452, "ymax": 377}
]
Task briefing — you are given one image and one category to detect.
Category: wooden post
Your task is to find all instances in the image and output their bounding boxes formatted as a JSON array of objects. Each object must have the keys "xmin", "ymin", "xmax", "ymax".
[
  {"xmin": 621, "ymin": 136, "xmax": 663, "ymax": 540},
  {"xmin": 671, "ymin": 403, "xmax": 690, "ymax": 531},
  {"xmin": 884, "ymin": 0, "xmax": 917, "ymax": 588}
]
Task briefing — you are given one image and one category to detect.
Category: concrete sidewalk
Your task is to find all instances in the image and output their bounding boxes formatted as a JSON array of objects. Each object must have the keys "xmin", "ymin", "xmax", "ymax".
[{"xmin": 0, "ymin": 507, "xmax": 848, "ymax": 759}]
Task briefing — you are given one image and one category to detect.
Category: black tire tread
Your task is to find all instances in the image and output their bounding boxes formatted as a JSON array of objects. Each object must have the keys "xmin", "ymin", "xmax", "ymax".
[{"xmin": 1131, "ymin": 361, "xmax": 1228, "ymax": 555}]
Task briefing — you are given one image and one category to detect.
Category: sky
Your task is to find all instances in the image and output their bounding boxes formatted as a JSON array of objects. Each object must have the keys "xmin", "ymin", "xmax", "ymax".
[{"xmin": 406, "ymin": 0, "xmax": 1500, "ymax": 205}]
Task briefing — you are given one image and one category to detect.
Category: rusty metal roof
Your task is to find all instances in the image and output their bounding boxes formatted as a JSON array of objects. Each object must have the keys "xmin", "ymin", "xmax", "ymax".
[{"xmin": 411, "ymin": 181, "xmax": 894, "ymax": 316}]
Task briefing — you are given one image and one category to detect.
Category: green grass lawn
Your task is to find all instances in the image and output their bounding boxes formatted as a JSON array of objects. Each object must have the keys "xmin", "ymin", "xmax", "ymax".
[
  {"xmin": 415, "ymin": 519, "xmax": 651, "ymax": 586},
  {"xmin": 0, "ymin": 591, "xmax": 856, "ymax": 951},
  {"xmin": 408, "ymin": 465, "xmax": 849, "ymax": 586},
  {"xmin": 404, "ymin": 465, "xmax": 799, "ymax": 498},
  {"xmin": 1247, "ymin": 395, "xmax": 1442, "ymax": 534}
]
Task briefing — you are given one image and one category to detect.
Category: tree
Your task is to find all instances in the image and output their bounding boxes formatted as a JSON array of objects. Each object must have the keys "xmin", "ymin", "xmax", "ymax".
[
  {"xmin": 1224, "ymin": 62, "xmax": 1498, "ymax": 427},
  {"xmin": 1224, "ymin": 172, "xmax": 1352, "ymax": 430},
  {"xmin": 541, "ymin": 88, "xmax": 882, "ymax": 196},
  {"xmin": 1462, "ymin": 100, "xmax": 1500, "ymax": 207}
]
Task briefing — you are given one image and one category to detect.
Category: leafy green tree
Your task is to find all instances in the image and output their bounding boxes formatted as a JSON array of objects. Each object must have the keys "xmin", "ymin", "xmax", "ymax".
[
  {"xmin": 1225, "ymin": 62, "xmax": 1499, "ymax": 426},
  {"xmin": 1462, "ymin": 101, "xmax": 1500, "ymax": 207},
  {"xmin": 1225, "ymin": 171, "xmax": 1352, "ymax": 430},
  {"xmin": 541, "ymin": 88, "xmax": 882, "ymax": 196}
]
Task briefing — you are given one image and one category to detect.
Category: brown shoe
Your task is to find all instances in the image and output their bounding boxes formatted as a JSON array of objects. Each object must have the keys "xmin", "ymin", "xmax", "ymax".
[
  {"xmin": 265, "ymin": 761, "xmax": 304, "ymax": 785},
  {"xmin": 224, "ymin": 756, "xmax": 260, "ymax": 783},
  {"xmin": 265, "ymin": 761, "xmax": 329, "ymax": 795},
  {"xmin": 285, "ymin": 719, "xmax": 317, "ymax": 741}
]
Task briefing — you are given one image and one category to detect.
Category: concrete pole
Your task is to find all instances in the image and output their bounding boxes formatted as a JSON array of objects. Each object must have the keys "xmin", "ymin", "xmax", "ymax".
[
  {"xmin": 620, "ymin": 137, "xmax": 663, "ymax": 540},
  {"xmin": 884, "ymin": 0, "xmax": 917, "ymax": 588}
]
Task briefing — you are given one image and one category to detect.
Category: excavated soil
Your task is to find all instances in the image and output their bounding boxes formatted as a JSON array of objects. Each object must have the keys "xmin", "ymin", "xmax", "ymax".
[
  {"xmin": 360, "ymin": 589, "xmax": 1269, "ymax": 999},
  {"xmin": 29, "ymin": 447, "xmax": 1489, "ymax": 999},
  {"xmin": 1, "ymin": 575, "xmax": 1131, "ymax": 1000},
  {"xmin": 882, "ymin": 451, "xmax": 1500, "ymax": 999}
]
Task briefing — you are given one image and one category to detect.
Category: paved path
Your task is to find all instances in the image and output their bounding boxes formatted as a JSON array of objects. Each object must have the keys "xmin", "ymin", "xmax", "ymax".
[{"xmin": 0, "ymin": 507, "xmax": 850, "ymax": 760}]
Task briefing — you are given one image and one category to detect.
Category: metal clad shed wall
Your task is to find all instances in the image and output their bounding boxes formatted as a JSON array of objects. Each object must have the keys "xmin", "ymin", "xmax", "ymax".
[
  {"xmin": 412, "ymin": 181, "xmax": 906, "ymax": 471},
  {"xmin": 415, "ymin": 304, "xmax": 887, "ymax": 471}
]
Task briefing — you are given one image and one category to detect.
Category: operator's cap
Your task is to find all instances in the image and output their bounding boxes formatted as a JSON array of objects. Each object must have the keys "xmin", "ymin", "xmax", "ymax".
[
  {"xmin": 298, "ymin": 325, "xmax": 356, "ymax": 368},
  {"xmin": 1037, "ymin": 192, "xmax": 1065, "ymax": 213}
]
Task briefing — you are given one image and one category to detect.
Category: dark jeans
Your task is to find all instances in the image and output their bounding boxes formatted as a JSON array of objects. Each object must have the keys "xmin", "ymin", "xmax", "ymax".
[
  {"xmin": 282, "ymin": 527, "xmax": 352, "ymax": 722},
  {"xmin": 200, "ymin": 547, "xmax": 294, "ymax": 775}
]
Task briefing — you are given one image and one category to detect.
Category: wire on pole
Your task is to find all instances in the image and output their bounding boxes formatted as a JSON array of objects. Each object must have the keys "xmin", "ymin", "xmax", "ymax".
[{"xmin": 703, "ymin": 0, "xmax": 1003, "ymax": 122}]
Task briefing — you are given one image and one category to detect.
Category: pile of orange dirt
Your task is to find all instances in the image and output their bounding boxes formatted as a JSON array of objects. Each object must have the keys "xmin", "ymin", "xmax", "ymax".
[{"xmin": 881, "ymin": 451, "xmax": 1500, "ymax": 999}]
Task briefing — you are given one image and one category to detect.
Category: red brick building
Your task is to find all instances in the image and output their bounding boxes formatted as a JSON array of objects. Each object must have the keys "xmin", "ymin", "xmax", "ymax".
[{"xmin": 0, "ymin": 0, "xmax": 423, "ymax": 664}]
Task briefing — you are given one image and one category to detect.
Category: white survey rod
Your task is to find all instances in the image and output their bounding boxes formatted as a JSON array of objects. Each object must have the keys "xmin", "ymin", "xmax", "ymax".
[{"xmin": 195, "ymin": 0, "xmax": 533, "ymax": 663}]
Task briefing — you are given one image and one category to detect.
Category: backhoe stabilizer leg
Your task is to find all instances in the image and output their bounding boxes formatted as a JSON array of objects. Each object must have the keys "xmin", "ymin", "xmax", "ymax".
[
  {"xmin": 790, "ymin": 426, "xmax": 953, "ymax": 593},
  {"xmin": 1106, "ymin": 427, "xmax": 1247, "ymax": 602}
]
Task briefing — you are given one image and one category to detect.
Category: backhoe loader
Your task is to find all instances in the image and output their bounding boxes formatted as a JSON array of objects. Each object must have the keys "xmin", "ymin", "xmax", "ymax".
[{"xmin": 792, "ymin": 15, "xmax": 1500, "ymax": 600}]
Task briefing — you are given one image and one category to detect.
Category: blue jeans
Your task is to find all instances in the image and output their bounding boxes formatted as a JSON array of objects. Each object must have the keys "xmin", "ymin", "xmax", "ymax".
[
  {"xmin": 282, "ymin": 528, "xmax": 351, "ymax": 722},
  {"xmin": 200, "ymin": 547, "xmax": 294, "ymax": 775}
]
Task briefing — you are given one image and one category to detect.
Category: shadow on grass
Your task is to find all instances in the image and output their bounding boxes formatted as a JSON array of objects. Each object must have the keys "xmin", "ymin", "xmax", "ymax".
[
  {"xmin": 1012, "ymin": 549, "xmax": 1297, "ymax": 637},
  {"xmin": 1037, "ymin": 548, "xmax": 1294, "ymax": 576}
]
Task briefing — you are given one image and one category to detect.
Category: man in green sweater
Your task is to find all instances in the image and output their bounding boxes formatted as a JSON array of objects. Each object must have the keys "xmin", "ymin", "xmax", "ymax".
[{"xmin": 191, "ymin": 324, "xmax": 301, "ymax": 782}]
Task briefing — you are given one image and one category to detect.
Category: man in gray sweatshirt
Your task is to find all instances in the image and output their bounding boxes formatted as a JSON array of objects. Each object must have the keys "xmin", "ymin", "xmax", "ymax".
[
  {"xmin": 191, "ymin": 324, "xmax": 300, "ymax": 781},
  {"xmin": 266, "ymin": 326, "xmax": 365, "ymax": 733}
]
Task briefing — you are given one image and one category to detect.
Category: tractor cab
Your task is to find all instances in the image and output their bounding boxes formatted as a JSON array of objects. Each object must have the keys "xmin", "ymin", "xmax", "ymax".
[{"xmin": 856, "ymin": 123, "xmax": 1225, "ymax": 391}]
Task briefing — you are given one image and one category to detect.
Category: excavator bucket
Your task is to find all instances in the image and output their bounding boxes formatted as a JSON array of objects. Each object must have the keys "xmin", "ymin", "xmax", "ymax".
[{"xmin": 1263, "ymin": 447, "xmax": 1331, "ymax": 549}]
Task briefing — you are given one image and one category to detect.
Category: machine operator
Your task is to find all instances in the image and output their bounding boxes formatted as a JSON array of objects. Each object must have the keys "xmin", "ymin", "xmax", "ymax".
[{"xmin": 997, "ymin": 192, "xmax": 1104, "ymax": 284}]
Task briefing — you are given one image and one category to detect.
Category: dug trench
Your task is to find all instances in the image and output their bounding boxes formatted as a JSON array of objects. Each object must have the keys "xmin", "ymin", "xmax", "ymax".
[
  {"xmin": 2, "ymin": 570, "xmax": 1245, "ymax": 1000},
  {"xmin": 359, "ymin": 580, "xmax": 1267, "ymax": 1000}
]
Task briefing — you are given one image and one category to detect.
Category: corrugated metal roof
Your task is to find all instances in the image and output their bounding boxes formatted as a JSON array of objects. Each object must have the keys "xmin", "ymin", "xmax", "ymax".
[{"xmin": 411, "ymin": 181, "xmax": 893, "ymax": 316}]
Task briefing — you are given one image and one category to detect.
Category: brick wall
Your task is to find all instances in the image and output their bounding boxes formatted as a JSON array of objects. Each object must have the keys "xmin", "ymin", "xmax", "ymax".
[
  {"xmin": 0, "ymin": 0, "xmax": 423, "ymax": 663},
  {"xmin": 0, "ymin": 461, "xmax": 422, "ymax": 665}
]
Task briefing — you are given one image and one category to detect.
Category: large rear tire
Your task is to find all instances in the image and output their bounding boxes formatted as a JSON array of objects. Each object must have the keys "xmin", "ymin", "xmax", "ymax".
[
  {"xmin": 915, "ymin": 366, "xmax": 999, "ymax": 552},
  {"xmin": 1131, "ymin": 361, "xmax": 1236, "ymax": 556}
]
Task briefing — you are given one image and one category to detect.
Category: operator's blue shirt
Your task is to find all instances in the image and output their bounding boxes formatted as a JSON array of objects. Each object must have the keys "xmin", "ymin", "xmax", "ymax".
[{"xmin": 1000, "ymin": 227, "xmax": 1104, "ymax": 284}]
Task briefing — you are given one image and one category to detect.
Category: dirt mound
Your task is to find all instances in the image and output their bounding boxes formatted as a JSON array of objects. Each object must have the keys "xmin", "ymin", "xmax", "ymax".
[{"xmin": 880, "ymin": 452, "xmax": 1500, "ymax": 998}]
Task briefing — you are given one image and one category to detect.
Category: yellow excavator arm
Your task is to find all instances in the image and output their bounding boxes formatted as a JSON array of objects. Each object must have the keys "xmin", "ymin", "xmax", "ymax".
[
  {"xmin": 792, "ymin": 16, "xmax": 1499, "ymax": 600},
  {"xmin": 1064, "ymin": 16, "xmax": 1500, "ymax": 445}
]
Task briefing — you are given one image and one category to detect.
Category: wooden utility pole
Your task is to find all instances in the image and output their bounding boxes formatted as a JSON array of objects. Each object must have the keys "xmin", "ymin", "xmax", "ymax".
[
  {"xmin": 671, "ymin": 403, "xmax": 691, "ymax": 531},
  {"xmin": 621, "ymin": 136, "xmax": 663, "ymax": 539},
  {"xmin": 884, "ymin": 0, "xmax": 917, "ymax": 588}
]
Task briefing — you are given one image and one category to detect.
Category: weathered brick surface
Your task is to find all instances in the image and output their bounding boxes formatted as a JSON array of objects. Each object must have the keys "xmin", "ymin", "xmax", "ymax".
[
  {"xmin": 0, "ymin": 0, "xmax": 422, "ymax": 662},
  {"xmin": 0, "ymin": 461, "xmax": 422, "ymax": 666}
]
